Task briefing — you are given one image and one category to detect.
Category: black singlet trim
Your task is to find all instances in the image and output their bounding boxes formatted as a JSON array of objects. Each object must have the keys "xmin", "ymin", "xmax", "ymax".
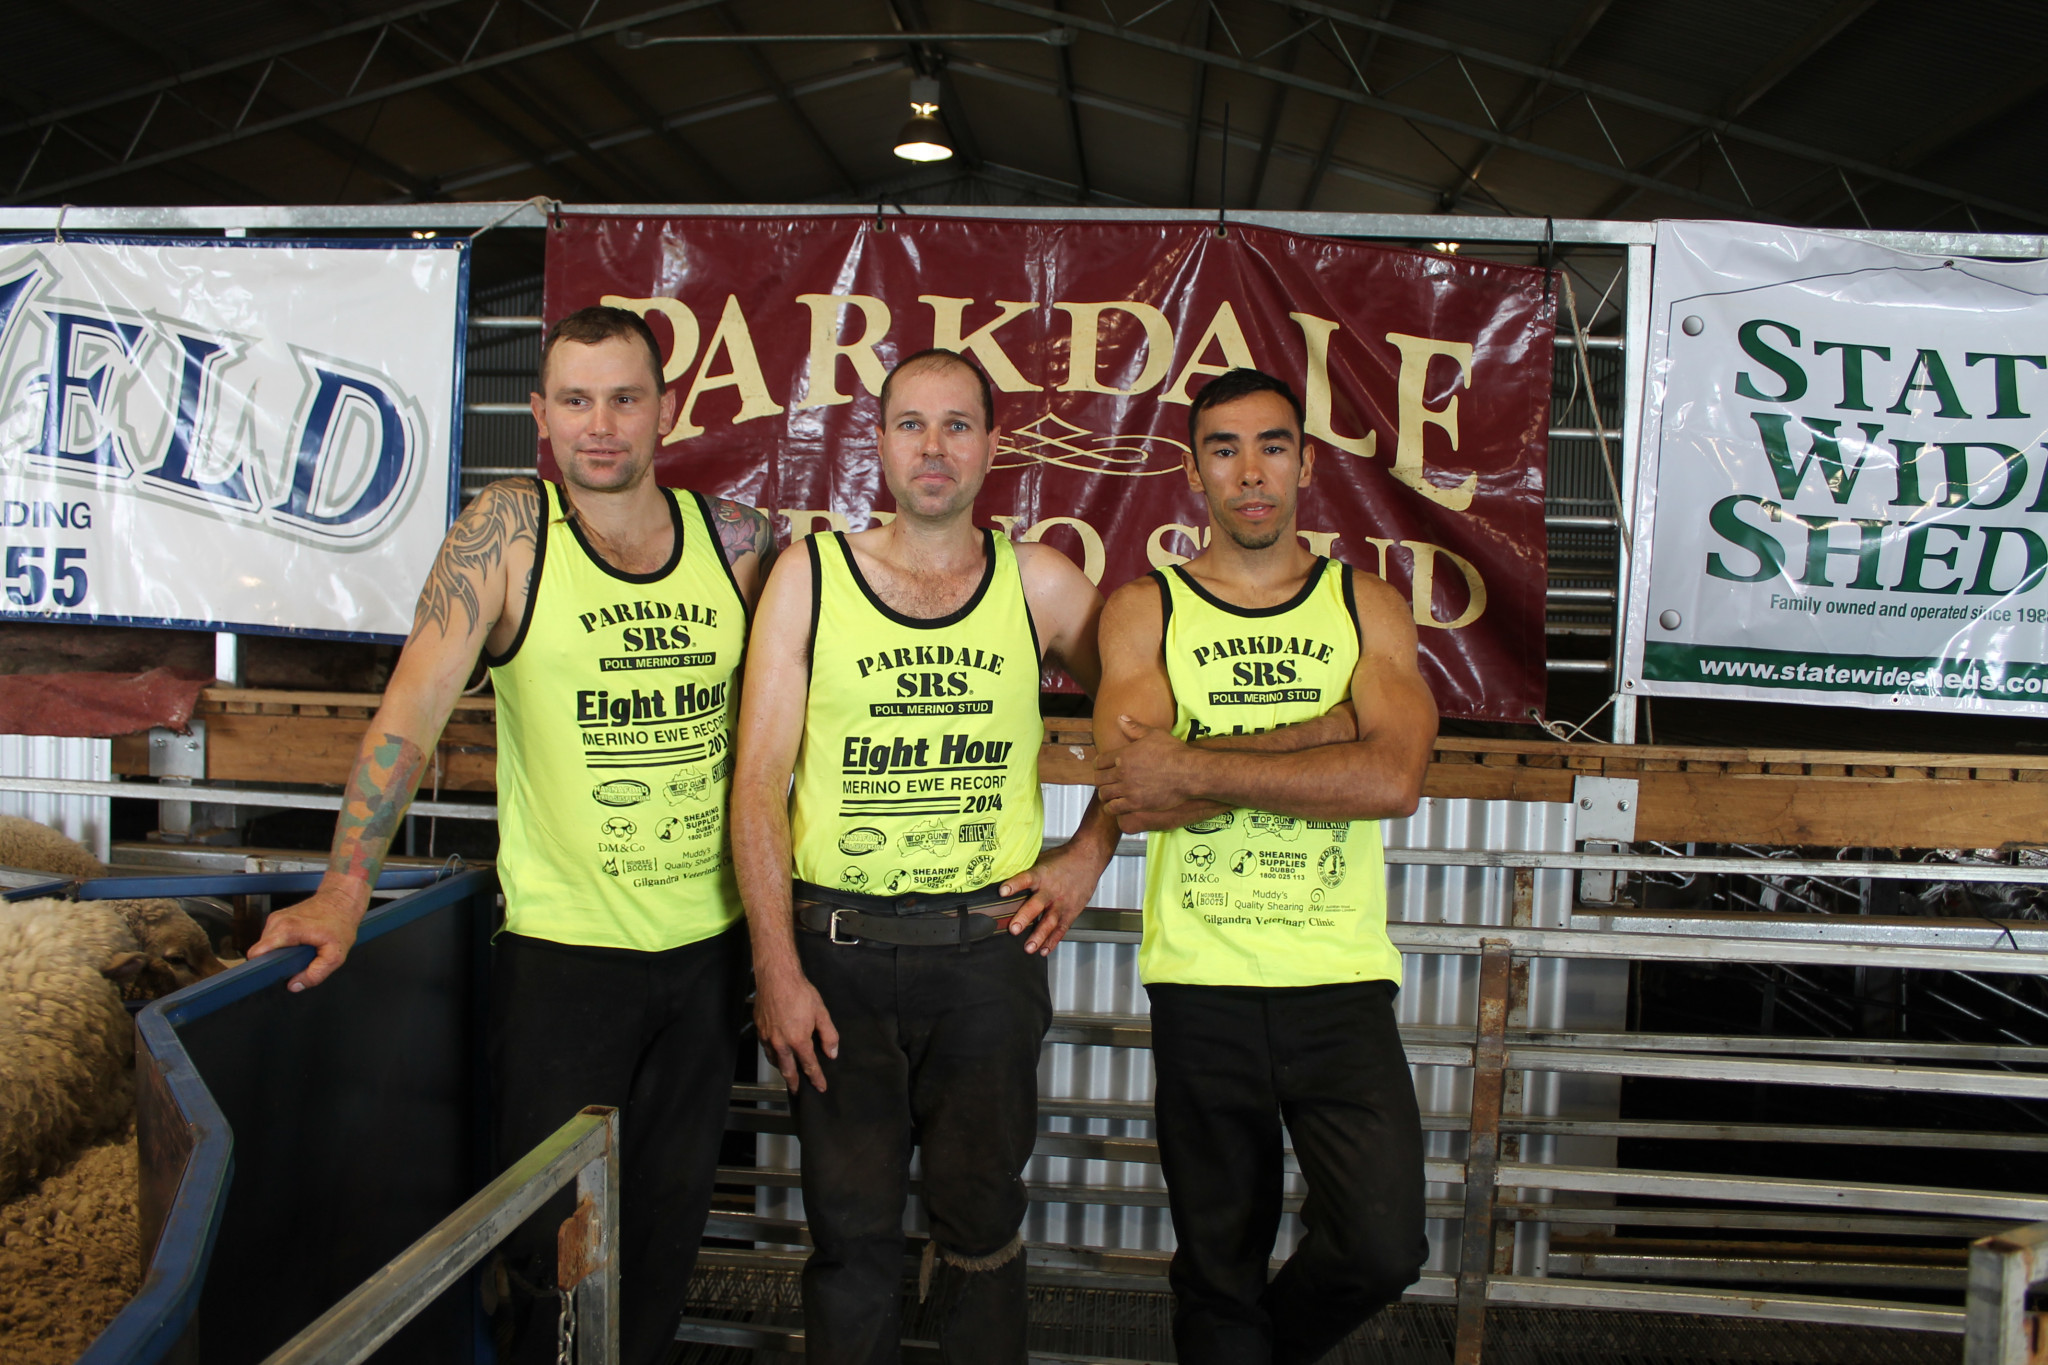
[
  {"xmin": 481, "ymin": 477, "xmax": 548, "ymax": 670},
  {"xmin": 1148, "ymin": 567, "xmax": 1174, "ymax": 636},
  {"xmin": 805, "ymin": 533, "xmax": 823, "ymax": 682},
  {"xmin": 1023, "ymin": 569, "xmax": 1042, "ymax": 663},
  {"xmin": 833, "ymin": 528, "xmax": 998, "ymax": 630},
  {"xmin": 1169, "ymin": 555, "xmax": 1332, "ymax": 619},
  {"xmin": 1340, "ymin": 560, "xmax": 1363, "ymax": 650},
  {"xmin": 692, "ymin": 490, "xmax": 752, "ymax": 625},
  {"xmin": 563, "ymin": 481, "xmax": 685, "ymax": 585}
]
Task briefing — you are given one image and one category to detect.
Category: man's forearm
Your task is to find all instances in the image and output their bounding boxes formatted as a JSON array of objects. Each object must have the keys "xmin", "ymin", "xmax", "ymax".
[
  {"xmin": 1115, "ymin": 798, "xmax": 1228, "ymax": 833},
  {"xmin": 1188, "ymin": 704, "xmax": 1354, "ymax": 755},
  {"xmin": 1104, "ymin": 709, "xmax": 1351, "ymax": 831},
  {"xmin": 322, "ymin": 729, "xmax": 430, "ymax": 905},
  {"xmin": 733, "ymin": 789, "xmax": 803, "ymax": 983},
  {"xmin": 1065, "ymin": 790, "xmax": 1122, "ymax": 860},
  {"xmin": 1179, "ymin": 741, "xmax": 1422, "ymax": 821}
]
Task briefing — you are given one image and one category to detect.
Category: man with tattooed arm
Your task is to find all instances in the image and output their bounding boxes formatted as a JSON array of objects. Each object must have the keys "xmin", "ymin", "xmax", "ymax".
[{"xmin": 249, "ymin": 306, "xmax": 773, "ymax": 1365}]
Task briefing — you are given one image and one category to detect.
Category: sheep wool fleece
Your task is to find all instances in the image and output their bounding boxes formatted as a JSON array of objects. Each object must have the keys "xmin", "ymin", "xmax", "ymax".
[{"xmin": 0, "ymin": 902, "xmax": 137, "ymax": 1203}]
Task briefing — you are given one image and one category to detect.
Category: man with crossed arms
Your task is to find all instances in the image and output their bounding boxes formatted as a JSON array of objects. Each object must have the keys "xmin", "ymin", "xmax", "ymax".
[
  {"xmin": 733, "ymin": 347, "xmax": 1117, "ymax": 1363},
  {"xmin": 1094, "ymin": 367, "xmax": 1435, "ymax": 1365}
]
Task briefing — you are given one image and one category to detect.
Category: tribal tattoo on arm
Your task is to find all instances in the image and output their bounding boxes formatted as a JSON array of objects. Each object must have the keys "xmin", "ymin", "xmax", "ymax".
[
  {"xmin": 329, "ymin": 732, "xmax": 429, "ymax": 887},
  {"xmin": 411, "ymin": 481, "xmax": 540, "ymax": 640},
  {"xmin": 712, "ymin": 499, "xmax": 776, "ymax": 575}
]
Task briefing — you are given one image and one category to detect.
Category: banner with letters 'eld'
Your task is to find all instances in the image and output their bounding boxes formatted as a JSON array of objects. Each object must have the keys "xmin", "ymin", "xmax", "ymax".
[
  {"xmin": 0, "ymin": 235, "xmax": 466, "ymax": 642},
  {"xmin": 544, "ymin": 214, "xmax": 1553, "ymax": 721},
  {"xmin": 1626, "ymin": 220, "xmax": 2048, "ymax": 715}
]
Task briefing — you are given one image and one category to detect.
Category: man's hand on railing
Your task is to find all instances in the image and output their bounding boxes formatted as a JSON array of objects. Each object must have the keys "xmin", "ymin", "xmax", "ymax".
[{"xmin": 247, "ymin": 878, "xmax": 371, "ymax": 992}]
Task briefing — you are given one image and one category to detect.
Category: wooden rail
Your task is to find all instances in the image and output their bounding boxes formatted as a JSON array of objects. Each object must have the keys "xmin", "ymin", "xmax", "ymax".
[{"xmin": 106, "ymin": 690, "xmax": 2048, "ymax": 849}]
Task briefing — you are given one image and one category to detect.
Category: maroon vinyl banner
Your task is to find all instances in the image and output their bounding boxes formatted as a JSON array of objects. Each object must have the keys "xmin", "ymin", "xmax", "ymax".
[{"xmin": 542, "ymin": 214, "xmax": 1552, "ymax": 721}]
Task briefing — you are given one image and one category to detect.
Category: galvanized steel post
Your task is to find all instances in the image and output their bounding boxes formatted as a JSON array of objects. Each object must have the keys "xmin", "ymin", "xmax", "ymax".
[
  {"xmin": 559, "ymin": 1105, "xmax": 622, "ymax": 1365},
  {"xmin": 259, "ymin": 1105, "xmax": 621, "ymax": 1365},
  {"xmin": 1965, "ymin": 1220, "xmax": 2048, "ymax": 1365},
  {"xmin": 1454, "ymin": 938, "xmax": 1515, "ymax": 1363}
]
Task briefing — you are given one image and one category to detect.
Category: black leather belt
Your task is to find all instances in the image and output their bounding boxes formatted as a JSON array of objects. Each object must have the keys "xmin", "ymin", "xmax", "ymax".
[{"xmin": 793, "ymin": 880, "xmax": 1026, "ymax": 948}]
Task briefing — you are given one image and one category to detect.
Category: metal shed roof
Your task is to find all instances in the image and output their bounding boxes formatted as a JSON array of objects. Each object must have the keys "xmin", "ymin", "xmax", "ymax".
[{"xmin": 5, "ymin": 0, "xmax": 2043, "ymax": 229}]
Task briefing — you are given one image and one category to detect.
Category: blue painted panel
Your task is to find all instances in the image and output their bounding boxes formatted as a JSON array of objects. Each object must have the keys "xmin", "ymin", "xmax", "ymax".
[{"xmin": 80, "ymin": 868, "xmax": 496, "ymax": 1365}]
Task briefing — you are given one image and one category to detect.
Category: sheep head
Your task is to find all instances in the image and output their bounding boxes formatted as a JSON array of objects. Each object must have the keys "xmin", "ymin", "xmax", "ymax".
[{"xmin": 101, "ymin": 899, "xmax": 228, "ymax": 991}]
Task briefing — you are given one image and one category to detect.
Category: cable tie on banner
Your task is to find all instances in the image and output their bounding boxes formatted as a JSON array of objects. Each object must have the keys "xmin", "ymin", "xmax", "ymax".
[
  {"xmin": 875, "ymin": 201, "xmax": 888, "ymax": 231},
  {"xmin": 1541, "ymin": 216, "xmax": 1555, "ymax": 304},
  {"xmin": 470, "ymin": 194, "xmax": 556, "ymax": 241},
  {"xmin": 52, "ymin": 203, "xmax": 72, "ymax": 245},
  {"xmin": 1216, "ymin": 102, "xmax": 1230, "ymax": 238}
]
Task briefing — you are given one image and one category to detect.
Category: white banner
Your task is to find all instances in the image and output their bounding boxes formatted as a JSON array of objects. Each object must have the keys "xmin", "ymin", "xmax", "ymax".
[
  {"xmin": 0, "ymin": 235, "xmax": 465, "ymax": 641},
  {"xmin": 1624, "ymin": 220, "xmax": 2048, "ymax": 715}
]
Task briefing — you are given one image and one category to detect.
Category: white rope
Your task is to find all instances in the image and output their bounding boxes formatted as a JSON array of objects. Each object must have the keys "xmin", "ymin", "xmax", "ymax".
[{"xmin": 469, "ymin": 194, "xmax": 557, "ymax": 240}]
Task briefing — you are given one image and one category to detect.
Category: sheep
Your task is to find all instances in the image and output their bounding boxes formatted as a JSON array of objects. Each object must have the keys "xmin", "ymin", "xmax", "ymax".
[
  {"xmin": 100, "ymin": 898, "xmax": 228, "ymax": 993},
  {"xmin": 0, "ymin": 814, "xmax": 108, "ymax": 881},
  {"xmin": 0, "ymin": 816, "xmax": 235, "ymax": 988},
  {"xmin": 0, "ymin": 900, "xmax": 148, "ymax": 1204}
]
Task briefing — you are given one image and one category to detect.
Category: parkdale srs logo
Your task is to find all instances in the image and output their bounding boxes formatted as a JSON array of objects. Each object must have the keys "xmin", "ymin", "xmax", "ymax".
[
  {"xmin": 854, "ymin": 644, "xmax": 1006, "ymax": 718},
  {"xmin": 578, "ymin": 598, "xmax": 724, "ymax": 672}
]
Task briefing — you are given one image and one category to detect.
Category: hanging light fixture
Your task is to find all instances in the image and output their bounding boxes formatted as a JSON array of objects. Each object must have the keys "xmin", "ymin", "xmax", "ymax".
[{"xmin": 893, "ymin": 76, "xmax": 953, "ymax": 163}]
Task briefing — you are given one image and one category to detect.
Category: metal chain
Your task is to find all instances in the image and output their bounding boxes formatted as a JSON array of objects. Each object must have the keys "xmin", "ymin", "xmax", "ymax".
[{"xmin": 555, "ymin": 1284, "xmax": 577, "ymax": 1365}]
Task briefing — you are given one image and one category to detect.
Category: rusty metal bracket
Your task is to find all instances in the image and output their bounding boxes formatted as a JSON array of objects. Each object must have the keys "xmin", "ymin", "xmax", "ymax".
[
  {"xmin": 1455, "ymin": 937, "xmax": 1515, "ymax": 1365},
  {"xmin": 558, "ymin": 1195, "xmax": 603, "ymax": 1292},
  {"xmin": 1495, "ymin": 869, "xmax": 1535, "ymax": 1275}
]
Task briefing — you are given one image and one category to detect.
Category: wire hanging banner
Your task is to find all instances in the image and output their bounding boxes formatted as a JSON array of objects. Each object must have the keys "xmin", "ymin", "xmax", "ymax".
[
  {"xmin": 1626, "ymin": 219, "xmax": 2048, "ymax": 715},
  {"xmin": 0, "ymin": 233, "xmax": 467, "ymax": 641},
  {"xmin": 544, "ymin": 212, "xmax": 1553, "ymax": 721}
]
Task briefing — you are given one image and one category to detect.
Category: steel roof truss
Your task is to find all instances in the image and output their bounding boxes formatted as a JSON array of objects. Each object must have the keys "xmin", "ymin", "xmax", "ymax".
[{"xmin": 1, "ymin": 0, "xmax": 733, "ymax": 207}]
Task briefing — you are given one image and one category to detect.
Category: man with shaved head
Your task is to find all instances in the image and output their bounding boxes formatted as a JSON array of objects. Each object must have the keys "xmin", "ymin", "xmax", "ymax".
[{"xmin": 733, "ymin": 348, "xmax": 1118, "ymax": 1363}]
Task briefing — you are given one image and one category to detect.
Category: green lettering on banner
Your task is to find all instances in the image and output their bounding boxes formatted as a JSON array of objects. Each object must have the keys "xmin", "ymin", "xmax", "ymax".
[
  {"xmin": 1887, "ymin": 349, "xmax": 1972, "ymax": 418},
  {"xmin": 1889, "ymin": 439, "xmax": 1933, "ymax": 508},
  {"xmin": 1937, "ymin": 442, "xmax": 2028, "ymax": 511},
  {"xmin": 1735, "ymin": 319, "xmax": 1806, "ymax": 402},
  {"xmin": 1893, "ymin": 524, "xmax": 1970, "ymax": 595},
  {"xmin": 1749, "ymin": 412, "xmax": 1879, "ymax": 503},
  {"xmin": 1642, "ymin": 641, "xmax": 2048, "ymax": 701},
  {"xmin": 1969, "ymin": 527, "xmax": 2048, "ymax": 597},
  {"xmin": 1704, "ymin": 494, "xmax": 1787, "ymax": 583},
  {"xmin": 1787, "ymin": 513, "xmax": 1888, "ymax": 590},
  {"xmin": 1964, "ymin": 352, "xmax": 2047, "ymax": 420},
  {"xmin": 1813, "ymin": 340, "xmax": 1890, "ymax": 412}
]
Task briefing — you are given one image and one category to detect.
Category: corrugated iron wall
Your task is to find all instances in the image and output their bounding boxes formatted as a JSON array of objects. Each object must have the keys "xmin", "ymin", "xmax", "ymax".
[
  {"xmin": 759, "ymin": 787, "xmax": 1621, "ymax": 1280},
  {"xmin": 0, "ymin": 734, "xmax": 110, "ymax": 862}
]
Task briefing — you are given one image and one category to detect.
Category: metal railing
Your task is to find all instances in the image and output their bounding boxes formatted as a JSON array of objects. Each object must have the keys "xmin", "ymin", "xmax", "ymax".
[
  {"xmin": 36, "ymin": 819, "xmax": 2042, "ymax": 1361},
  {"xmin": 700, "ymin": 849, "xmax": 2048, "ymax": 1363},
  {"xmin": 261, "ymin": 1106, "xmax": 621, "ymax": 1365},
  {"xmin": 1967, "ymin": 1220, "xmax": 2048, "ymax": 1365}
]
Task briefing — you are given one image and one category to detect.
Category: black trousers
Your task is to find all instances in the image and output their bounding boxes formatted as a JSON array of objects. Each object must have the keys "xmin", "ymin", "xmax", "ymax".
[
  {"xmin": 792, "ymin": 924, "xmax": 1052, "ymax": 1365},
  {"xmin": 1147, "ymin": 979, "xmax": 1428, "ymax": 1365},
  {"xmin": 489, "ymin": 924, "xmax": 748, "ymax": 1365}
]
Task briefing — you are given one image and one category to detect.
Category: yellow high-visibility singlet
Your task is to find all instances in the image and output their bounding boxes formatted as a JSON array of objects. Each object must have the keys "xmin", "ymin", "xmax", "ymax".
[
  {"xmin": 1140, "ymin": 557, "xmax": 1399, "ymax": 988},
  {"xmin": 487, "ymin": 479, "xmax": 748, "ymax": 950},
  {"xmin": 790, "ymin": 530, "xmax": 1045, "ymax": 897}
]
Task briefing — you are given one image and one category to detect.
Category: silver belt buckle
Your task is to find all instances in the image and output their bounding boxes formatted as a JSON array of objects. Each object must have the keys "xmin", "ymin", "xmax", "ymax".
[{"xmin": 829, "ymin": 907, "xmax": 861, "ymax": 945}]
